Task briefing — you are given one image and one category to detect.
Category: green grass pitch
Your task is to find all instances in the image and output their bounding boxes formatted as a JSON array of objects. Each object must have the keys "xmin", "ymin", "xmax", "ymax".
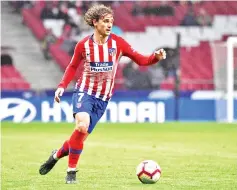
[{"xmin": 1, "ymin": 122, "xmax": 237, "ymax": 190}]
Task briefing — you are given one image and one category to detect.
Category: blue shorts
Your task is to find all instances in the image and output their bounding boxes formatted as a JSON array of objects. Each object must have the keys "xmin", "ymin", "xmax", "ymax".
[{"xmin": 72, "ymin": 92, "xmax": 108, "ymax": 134}]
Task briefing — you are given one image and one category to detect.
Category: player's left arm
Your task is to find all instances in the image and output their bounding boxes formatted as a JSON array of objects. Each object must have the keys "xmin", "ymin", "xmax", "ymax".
[
  {"xmin": 120, "ymin": 37, "xmax": 166, "ymax": 66},
  {"xmin": 55, "ymin": 42, "xmax": 83, "ymax": 103}
]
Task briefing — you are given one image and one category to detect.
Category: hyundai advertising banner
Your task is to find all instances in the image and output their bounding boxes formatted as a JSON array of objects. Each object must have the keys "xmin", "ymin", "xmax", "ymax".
[
  {"xmin": 2, "ymin": 96, "xmax": 236, "ymax": 123},
  {"xmin": 0, "ymin": 97, "xmax": 171, "ymax": 123}
]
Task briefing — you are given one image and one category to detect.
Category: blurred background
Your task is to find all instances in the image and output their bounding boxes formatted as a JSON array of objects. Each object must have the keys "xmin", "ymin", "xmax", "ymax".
[{"xmin": 1, "ymin": 0, "xmax": 237, "ymax": 123}]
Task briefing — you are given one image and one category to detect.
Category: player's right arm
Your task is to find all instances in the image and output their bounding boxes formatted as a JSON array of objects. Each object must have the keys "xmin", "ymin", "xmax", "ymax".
[{"xmin": 54, "ymin": 42, "xmax": 83, "ymax": 103}]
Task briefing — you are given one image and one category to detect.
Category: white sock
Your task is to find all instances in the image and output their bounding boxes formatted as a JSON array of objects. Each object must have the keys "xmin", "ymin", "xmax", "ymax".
[
  {"xmin": 53, "ymin": 152, "xmax": 59, "ymax": 160},
  {"xmin": 67, "ymin": 167, "xmax": 77, "ymax": 172}
]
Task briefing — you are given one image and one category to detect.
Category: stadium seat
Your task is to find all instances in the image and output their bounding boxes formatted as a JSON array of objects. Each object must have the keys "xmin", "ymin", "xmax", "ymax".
[{"xmin": 1, "ymin": 65, "xmax": 30, "ymax": 90}]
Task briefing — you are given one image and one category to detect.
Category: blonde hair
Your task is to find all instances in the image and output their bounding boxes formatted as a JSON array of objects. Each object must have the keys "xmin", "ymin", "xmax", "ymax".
[{"xmin": 84, "ymin": 4, "xmax": 114, "ymax": 27}]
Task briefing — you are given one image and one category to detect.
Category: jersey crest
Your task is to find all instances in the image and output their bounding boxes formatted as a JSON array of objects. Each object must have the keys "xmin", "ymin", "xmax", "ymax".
[{"xmin": 108, "ymin": 48, "xmax": 116, "ymax": 56}]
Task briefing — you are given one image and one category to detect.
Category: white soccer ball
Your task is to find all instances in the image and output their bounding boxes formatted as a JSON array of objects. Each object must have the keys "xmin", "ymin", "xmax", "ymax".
[{"xmin": 136, "ymin": 160, "xmax": 161, "ymax": 184}]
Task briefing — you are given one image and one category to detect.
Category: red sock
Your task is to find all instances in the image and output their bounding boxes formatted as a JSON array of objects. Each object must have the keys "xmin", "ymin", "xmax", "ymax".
[
  {"xmin": 68, "ymin": 130, "xmax": 87, "ymax": 168},
  {"xmin": 56, "ymin": 140, "xmax": 69, "ymax": 159}
]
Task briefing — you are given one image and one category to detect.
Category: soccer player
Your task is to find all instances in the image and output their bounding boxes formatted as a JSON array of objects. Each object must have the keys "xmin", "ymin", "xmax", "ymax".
[{"xmin": 39, "ymin": 4, "xmax": 166, "ymax": 184}]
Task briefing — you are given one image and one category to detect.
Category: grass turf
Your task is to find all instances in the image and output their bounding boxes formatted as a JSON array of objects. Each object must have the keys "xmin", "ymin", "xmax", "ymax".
[{"xmin": 1, "ymin": 122, "xmax": 237, "ymax": 190}]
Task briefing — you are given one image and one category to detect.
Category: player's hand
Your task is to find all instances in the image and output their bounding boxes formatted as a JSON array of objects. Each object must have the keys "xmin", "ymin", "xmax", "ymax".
[
  {"xmin": 54, "ymin": 87, "xmax": 64, "ymax": 103},
  {"xmin": 155, "ymin": 49, "xmax": 166, "ymax": 60}
]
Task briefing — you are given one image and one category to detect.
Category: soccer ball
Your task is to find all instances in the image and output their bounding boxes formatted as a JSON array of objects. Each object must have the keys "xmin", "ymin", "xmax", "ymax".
[{"xmin": 136, "ymin": 160, "xmax": 161, "ymax": 184}]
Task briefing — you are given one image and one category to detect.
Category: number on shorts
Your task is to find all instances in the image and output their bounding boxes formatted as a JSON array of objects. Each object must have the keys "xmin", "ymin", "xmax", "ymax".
[{"xmin": 77, "ymin": 93, "xmax": 84, "ymax": 102}]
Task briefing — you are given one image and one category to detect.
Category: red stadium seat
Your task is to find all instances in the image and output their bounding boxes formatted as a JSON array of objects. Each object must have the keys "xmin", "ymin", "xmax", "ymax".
[
  {"xmin": 22, "ymin": 8, "xmax": 47, "ymax": 40},
  {"xmin": 1, "ymin": 65, "xmax": 30, "ymax": 90},
  {"xmin": 160, "ymin": 41, "xmax": 215, "ymax": 90}
]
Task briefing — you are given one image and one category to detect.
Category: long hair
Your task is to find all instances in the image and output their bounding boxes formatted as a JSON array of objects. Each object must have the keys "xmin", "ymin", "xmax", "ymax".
[{"xmin": 84, "ymin": 4, "xmax": 114, "ymax": 27}]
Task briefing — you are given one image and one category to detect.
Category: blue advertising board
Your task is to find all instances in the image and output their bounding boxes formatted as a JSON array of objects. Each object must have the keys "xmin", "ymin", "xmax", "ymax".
[{"xmin": 0, "ymin": 90, "xmax": 236, "ymax": 122}]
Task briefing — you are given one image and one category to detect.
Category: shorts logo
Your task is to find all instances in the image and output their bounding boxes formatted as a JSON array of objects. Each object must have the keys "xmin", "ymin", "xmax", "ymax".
[
  {"xmin": 76, "ymin": 103, "xmax": 82, "ymax": 108},
  {"xmin": 108, "ymin": 48, "xmax": 116, "ymax": 56}
]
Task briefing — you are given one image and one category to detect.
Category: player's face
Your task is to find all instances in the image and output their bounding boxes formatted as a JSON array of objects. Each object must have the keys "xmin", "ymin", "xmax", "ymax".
[{"xmin": 95, "ymin": 14, "xmax": 114, "ymax": 37}]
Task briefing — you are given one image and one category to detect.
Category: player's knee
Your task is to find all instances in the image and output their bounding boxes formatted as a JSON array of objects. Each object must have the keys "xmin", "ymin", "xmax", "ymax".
[
  {"xmin": 76, "ymin": 122, "xmax": 88, "ymax": 133},
  {"xmin": 75, "ymin": 112, "xmax": 90, "ymax": 134}
]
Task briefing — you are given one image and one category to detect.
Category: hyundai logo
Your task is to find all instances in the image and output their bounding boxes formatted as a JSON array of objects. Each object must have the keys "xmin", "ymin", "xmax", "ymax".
[{"xmin": 0, "ymin": 98, "xmax": 36, "ymax": 123}]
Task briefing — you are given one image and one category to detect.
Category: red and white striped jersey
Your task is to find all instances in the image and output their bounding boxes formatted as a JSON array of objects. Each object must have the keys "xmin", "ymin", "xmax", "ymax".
[{"xmin": 58, "ymin": 33, "xmax": 159, "ymax": 101}]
